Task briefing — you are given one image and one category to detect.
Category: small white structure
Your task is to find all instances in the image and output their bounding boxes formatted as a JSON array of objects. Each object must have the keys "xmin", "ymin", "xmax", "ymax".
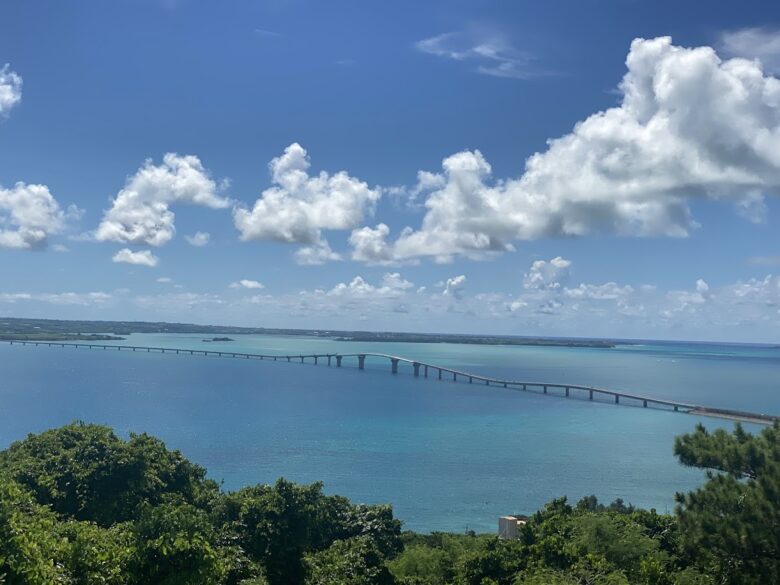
[{"xmin": 498, "ymin": 515, "xmax": 528, "ymax": 539}]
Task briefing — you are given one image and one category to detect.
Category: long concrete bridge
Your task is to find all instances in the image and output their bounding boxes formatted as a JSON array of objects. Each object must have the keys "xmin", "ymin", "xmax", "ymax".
[{"xmin": 4, "ymin": 340, "xmax": 777, "ymax": 425}]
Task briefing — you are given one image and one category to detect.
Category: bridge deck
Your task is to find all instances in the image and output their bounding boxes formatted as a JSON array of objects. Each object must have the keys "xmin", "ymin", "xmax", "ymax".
[{"xmin": 3, "ymin": 340, "xmax": 776, "ymax": 425}]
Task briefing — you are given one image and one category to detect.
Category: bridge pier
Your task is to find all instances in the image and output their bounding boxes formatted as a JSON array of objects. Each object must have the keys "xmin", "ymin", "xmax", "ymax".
[
  {"xmin": 413, "ymin": 362, "xmax": 420, "ymax": 377},
  {"xmin": 674, "ymin": 405, "xmax": 678, "ymax": 412},
  {"xmin": 615, "ymin": 395, "xmax": 620, "ymax": 404},
  {"xmin": 565, "ymin": 387, "xmax": 569, "ymax": 397},
  {"xmin": 469, "ymin": 376, "xmax": 472, "ymax": 384},
  {"xmin": 300, "ymin": 356, "xmax": 304, "ymax": 363},
  {"xmin": 358, "ymin": 355, "xmax": 366, "ymax": 370},
  {"xmin": 643, "ymin": 400, "xmax": 648, "ymax": 408},
  {"xmin": 314, "ymin": 356, "xmax": 318, "ymax": 365},
  {"xmin": 438, "ymin": 369, "xmax": 442, "ymax": 380},
  {"xmin": 391, "ymin": 358, "xmax": 399, "ymax": 374},
  {"xmin": 328, "ymin": 355, "xmax": 332, "ymax": 366},
  {"xmin": 589, "ymin": 390, "xmax": 593, "ymax": 400},
  {"xmin": 424, "ymin": 365, "xmax": 428, "ymax": 377},
  {"xmin": 453, "ymin": 372, "xmax": 457, "ymax": 381},
  {"xmin": 543, "ymin": 385, "xmax": 547, "ymax": 394},
  {"xmin": 336, "ymin": 355, "xmax": 342, "ymax": 367},
  {"xmin": 485, "ymin": 380, "xmax": 489, "ymax": 386}
]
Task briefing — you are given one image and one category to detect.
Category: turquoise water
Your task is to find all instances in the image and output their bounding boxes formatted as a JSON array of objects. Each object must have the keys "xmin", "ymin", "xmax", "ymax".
[{"xmin": 0, "ymin": 334, "xmax": 778, "ymax": 532}]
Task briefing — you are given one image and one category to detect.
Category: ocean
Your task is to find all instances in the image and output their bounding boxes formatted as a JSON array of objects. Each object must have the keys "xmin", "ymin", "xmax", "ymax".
[{"xmin": 1, "ymin": 334, "xmax": 777, "ymax": 532}]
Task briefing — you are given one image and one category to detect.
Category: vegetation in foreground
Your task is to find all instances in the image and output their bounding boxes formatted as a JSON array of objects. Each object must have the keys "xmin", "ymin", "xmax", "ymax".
[{"xmin": 0, "ymin": 421, "xmax": 777, "ymax": 585}]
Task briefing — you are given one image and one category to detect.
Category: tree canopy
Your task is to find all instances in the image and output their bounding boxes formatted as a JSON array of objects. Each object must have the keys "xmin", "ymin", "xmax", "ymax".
[{"xmin": 0, "ymin": 420, "xmax": 777, "ymax": 584}]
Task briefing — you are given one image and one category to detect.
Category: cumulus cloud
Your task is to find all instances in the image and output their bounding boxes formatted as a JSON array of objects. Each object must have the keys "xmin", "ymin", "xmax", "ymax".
[
  {"xmin": 443, "ymin": 274, "xmax": 467, "ymax": 299},
  {"xmin": 349, "ymin": 223, "xmax": 399, "ymax": 265},
  {"xmin": 382, "ymin": 272, "xmax": 413, "ymax": 290},
  {"xmin": 96, "ymin": 154, "xmax": 229, "ymax": 247},
  {"xmin": 0, "ymin": 182, "xmax": 72, "ymax": 249},
  {"xmin": 234, "ymin": 143, "xmax": 380, "ymax": 261},
  {"xmin": 295, "ymin": 241, "xmax": 341, "ymax": 266},
  {"xmin": 0, "ymin": 64, "xmax": 22, "ymax": 116},
  {"xmin": 185, "ymin": 231, "xmax": 210, "ymax": 247},
  {"xmin": 353, "ymin": 36, "xmax": 780, "ymax": 262},
  {"xmin": 416, "ymin": 31, "xmax": 539, "ymax": 79},
  {"xmin": 112, "ymin": 248, "xmax": 159, "ymax": 267},
  {"xmin": 721, "ymin": 27, "xmax": 780, "ymax": 73},
  {"xmin": 524, "ymin": 256, "xmax": 571, "ymax": 290},
  {"xmin": 327, "ymin": 273, "xmax": 414, "ymax": 299},
  {"xmin": 230, "ymin": 279, "xmax": 265, "ymax": 290}
]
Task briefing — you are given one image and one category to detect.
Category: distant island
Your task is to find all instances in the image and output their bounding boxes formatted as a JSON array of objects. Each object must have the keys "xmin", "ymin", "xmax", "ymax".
[{"xmin": 0, "ymin": 316, "xmax": 619, "ymax": 348}]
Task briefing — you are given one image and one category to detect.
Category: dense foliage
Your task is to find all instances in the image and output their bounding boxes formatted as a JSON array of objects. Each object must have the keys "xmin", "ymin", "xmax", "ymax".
[{"xmin": 0, "ymin": 420, "xmax": 777, "ymax": 584}]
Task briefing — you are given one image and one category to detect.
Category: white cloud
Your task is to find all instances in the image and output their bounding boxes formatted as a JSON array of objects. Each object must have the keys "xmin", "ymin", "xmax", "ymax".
[
  {"xmin": 382, "ymin": 272, "xmax": 414, "ymax": 290},
  {"xmin": 721, "ymin": 27, "xmax": 780, "ymax": 73},
  {"xmin": 326, "ymin": 273, "xmax": 414, "ymax": 299},
  {"xmin": 354, "ymin": 36, "xmax": 780, "ymax": 262},
  {"xmin": 0, "ymin": 64, "xmax": 22, "ymax": 116},
  {"xmin": 524, "ymin": 256, "xmax": 571, "ymax": 290},
  {"xmin": 735, "ymin": 191, "xmax": 767, "ymax": 224},
  {"xmin": 349, "ymin": 223, "xmax": 400, "ymax": 265},
  {"xmin": 96, "ymin": 154, "xmax": 229, "ymax": 247},
  {"xmin": 112, "ymin": 248, "xmax": 159, "ymax": 267},
  {"xmin": 156, "ymin": 277, "xmax": 173, "ymax": 283},
  {"xmin": 184, "ymin": 231, "xmax": 210, "ymax": 247},
  {"xmin": 0, "ymin": 291, "xmax": 111, "ymax": 305},
  {"xmin": 564, "ymin": 282, "xmax": 634, "ymax": 300},
  {"xmin": 0, "ymin": 182, "xmax": 72, "ymax": 249},
  {"xmin": 443, "ymin": 274, "xmax": 466, "ymax": 299},
  {"xmin": 416, "ymin": 31, "xmax": 538, "ymax": 79},
  {"xmin": 295, "ymin": 241, "xmax": 341, "ymax": 266},
  {"xmin": 254, "ymin": 28, "xmax": 281, "ymax": 37},
  {"xmin": 748, "ymin": 256, "xmax": 780, "ymax": 266},
  {"xmin": 234, "ymin": 143, "xmax": 380, "ymax": 260},
  {"xmin": 230, "ymin": 279, "xmax": 265, "ymax": 290}
]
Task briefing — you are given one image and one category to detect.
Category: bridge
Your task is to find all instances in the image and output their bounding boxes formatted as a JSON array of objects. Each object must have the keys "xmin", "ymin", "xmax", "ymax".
[{"xmin": 3, "ymin": 340, "xmax": 777, "ymax": 425}]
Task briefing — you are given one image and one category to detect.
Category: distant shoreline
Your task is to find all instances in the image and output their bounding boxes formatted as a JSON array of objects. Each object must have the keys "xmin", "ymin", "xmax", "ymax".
[
  {"xmin": 0, "ymin": 316, "xmax": 620, "ymax": 348},
  {"xmin": 0, "ymin": 333, "xmax": 124, "ymax": 342},
  {"xmin": 331, "ymin": 333, "xmax": 615, "ymax": 348},
  {"xmin": 0, "ymin": 316, "xmax": 777, "ymax": 348}
]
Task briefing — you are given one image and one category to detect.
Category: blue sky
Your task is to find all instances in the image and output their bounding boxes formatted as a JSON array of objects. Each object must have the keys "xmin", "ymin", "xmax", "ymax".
[{"xmin": 1, "ymin": 0, "xmax": 779, "ymax": 342}]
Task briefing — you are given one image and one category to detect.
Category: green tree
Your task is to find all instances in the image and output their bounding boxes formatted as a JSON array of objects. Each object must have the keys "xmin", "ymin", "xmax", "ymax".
[
  {"xmin": 0, "ymin": 422, "xmax": 218, "ymax": 526},
  {"xmin": 454, "ymin": 538, "xmax": 526, "ymax": 585},
  {"xmin": 56, "ymin": 520, "xmax": 133, "ymax": 585},
  {"xmin": 305, "ymin": 536, "xmax": 394, "ymax": 585},
  {"xmin": 213, "ymin": 479, "xmax": 401, "ymax": 585},
  {"xmin": 0, "ymin": 477, "xmax": 67, "ymax": 585},
  {"xmin": 674, "ymin": 422, "xmax": 780, "ymax": 585},
  {"xmin": 129, "ymin": 500, "xmax": 226, "ymax": 585}
]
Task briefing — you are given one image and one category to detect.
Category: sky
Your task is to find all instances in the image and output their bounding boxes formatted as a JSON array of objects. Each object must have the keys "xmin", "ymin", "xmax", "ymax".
[{"xmin": 1, "ymin": 0, "xmax": 780, "ymax": 342}]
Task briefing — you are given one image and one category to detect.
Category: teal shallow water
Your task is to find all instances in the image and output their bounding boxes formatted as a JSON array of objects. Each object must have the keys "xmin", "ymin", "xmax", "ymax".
[{"xmin": 0, "ymin": 334, "xmax": 777, "ymax": 532}]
